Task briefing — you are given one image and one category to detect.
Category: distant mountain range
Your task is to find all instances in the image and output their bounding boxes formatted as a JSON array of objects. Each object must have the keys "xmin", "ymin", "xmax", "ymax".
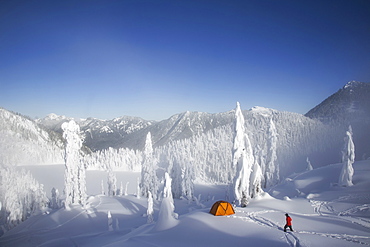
[{"xmin": 1, "ymin": 81, "xmax": 369, "ymax": 166}]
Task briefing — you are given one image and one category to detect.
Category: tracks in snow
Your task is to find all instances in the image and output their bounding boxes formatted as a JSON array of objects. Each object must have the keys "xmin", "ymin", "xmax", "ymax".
[
  {"xmin": 231, "ymin": 210, "xmax": 303, "ymax": 247},
  {"xmin": 232, "ymin": 208, "xmax": 370, "ymax": 247}
]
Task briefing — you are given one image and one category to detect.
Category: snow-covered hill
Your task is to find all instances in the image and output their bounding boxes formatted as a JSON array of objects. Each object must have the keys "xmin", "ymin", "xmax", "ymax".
[
  {"xmin": 1, "ymin": 160, "xmax": 369, "ymax": 246},
  {"xmin": 0, "ymin": 108, "xmax": 64, "ymax": 166}
]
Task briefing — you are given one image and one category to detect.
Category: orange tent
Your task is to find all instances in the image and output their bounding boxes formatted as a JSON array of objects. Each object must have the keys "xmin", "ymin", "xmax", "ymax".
[{"xmin": 209, "ymin": 201, "xmax": 235, "ymax": 216}]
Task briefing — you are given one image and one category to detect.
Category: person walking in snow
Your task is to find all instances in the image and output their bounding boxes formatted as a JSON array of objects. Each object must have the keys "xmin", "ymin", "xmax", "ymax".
[{"xmin": 284, "ymin": 213, "xmax": 293, "ymax": 232}]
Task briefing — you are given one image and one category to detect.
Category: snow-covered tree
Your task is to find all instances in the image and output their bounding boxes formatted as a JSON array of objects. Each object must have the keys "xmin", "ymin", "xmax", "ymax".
[
  {"xmin": 0, "ymin": 167, "xmax": 48, "ymax": 230},
  {"xmin": 140, "ymin": 132, "xmax": 159, "ymax": 199},
  {"xmin": 119, "ymin": 181, "xmax": 124, "ymax": 197},
  {"xmin": 306, "ymin": 157, "xmax": 313, "ymax": 171},
  {"xmin": 265, "ymin": 118, "xmax": 279, "ymax": 188},
  {"xmin": 136, "ymin": 177, "xmax": 140, "ymax": 199},
  {"xmin": 101, "ymin": 180, "xmax": 105, "ymax": 195},
  {"xmin": 62, "ymin": 120, "xmax": 86, "ymax": 208},
  {"xmin": 250, "ymin": 160, "xmax": 263, "ymax": 198},
  {"xmin": 169, "ymin": 159, "xmax": 182, "ymax": 199},
  {"xmin": 155, "ymin": 172, "xmax": 178, "ymax": 231},
  {"xmin": 181, "ymin": 160, "xmax": 195, "ymax": 200},
  {"xmin": 232, "ymin": 102, "xmax": 254, "ymax": 207},
  {"xmin": 163, "ymin": 172, "xmax": 173, "ymax": 202},
  {"xmin": 107, "ymin": 211, "xmax": 113, "ymax": 231},
  {"xmin": 147, "ymin": 191, "xmax": 154, "ymax": 224},
  {"xmin": 107, "ymin": 170, "xmax": 117, "ymax": 196},
  {"xmin": 50, "ymin": 187, "xmax": 61, "ymax": 209},
  {"xmin": 125, "ymin": 182, "xmax": 129, "ymax": 196},
  {"xmin": 339, "ymin": 127, "xmax": 355, "ymax": 186}
]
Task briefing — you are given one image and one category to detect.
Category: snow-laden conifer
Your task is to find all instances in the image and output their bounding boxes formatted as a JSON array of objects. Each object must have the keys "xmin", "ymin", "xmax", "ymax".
[
  {"xmin": 50, "ymin": 187, "xmax": 61, "ymax": 209},
  {"xmin": 101, "ymin": 180, "xmax": 105, "ymax": 195},
  {"xmin": 232, "ymin": 102, "xmax": 254, "ymax": 207},
  {"xmin": 107, "ymin": 211, "xmax": 113, "ymax": 231},
  {"xmin": 140, "ymin": 132, "xmax": 158, "ymax": 199},
  {"xmin": 306, "ymin": 157, "xmax": 313, "ymax": 171},
  {"xmin": 155, "ymin": 172, "xmax": 178, "ymax": 231},
  {"xmin": 107, "ymin": 170, "xmax": 117, "ymax": 196},
  {"xmin": 62, "ymin": 120, "xmax": 86, "ymax": 208},
  {"xmin": 265, "ymin": 118, "xmax": 279, "ymax": 188},
  {"xmin": 0, "ymin": 168, "xmax": 48, "ymax": 230},
  {"xmin": 125, "ymin": 182, "xmax": 129, "ymax": 196},
  {"xmin": 250, "ymin": 160, "xmax": 263, "ymax": 198},
  {"xmin": 147, "ymin": 191, "xmax": 154, "ymax": 223},
  {"xmin": 181, "ymin": 160, "xmax": 195, "ymax": 200},
  {"xmin": 339, "ymin": 126, "xmax": 355, "ymax": 186},
  {"xmin": 119, "ymin": 181, "xmax": 124, "ymax": 197}
]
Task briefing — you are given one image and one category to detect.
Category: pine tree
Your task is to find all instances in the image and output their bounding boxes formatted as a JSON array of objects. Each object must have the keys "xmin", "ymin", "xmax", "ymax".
[
  {"xmin": 147, "ymin": 191, "xmax": 154, "ymax": 223},
  {"xmin": 339, "ymin": 126, "xmax": 355, "ymax": 186},
  {"xmin": 140, "ymin": 132, "xmax": 159, "ymax": 199},
  {"xmin": 107, "ymin": 170, "xmax": 117, "ymax": 196},
  {"xmin": 50, "ymin": 187, "xmax": 61, "ymax": 209},
  {"xmin": 265, "ymin": 118, "xmax": 279, "ymax": 188},
  {"xmin": 250, "ymin": 160, "xmax": 263, "ymax": 198},
  {"xmin": 232, "ymin": 102, "xmax": 254, "ymax": 207},
  {"xmin": 306, "ymin": 157, "xmax": 313, "ymax": 171},
  {"xmin": 61, "ymin": 120, "xmax": 86, "ymax": 208}
]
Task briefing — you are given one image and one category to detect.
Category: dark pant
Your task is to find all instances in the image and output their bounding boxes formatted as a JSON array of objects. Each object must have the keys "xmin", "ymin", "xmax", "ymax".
[{"xmin": 284, "ymin": 224, "xmax": 293, "ymax": 232}]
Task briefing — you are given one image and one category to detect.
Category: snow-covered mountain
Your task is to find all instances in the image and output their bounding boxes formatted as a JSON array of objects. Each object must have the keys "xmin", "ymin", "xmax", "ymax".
[
  {"xmin": 36, "ymin": 111, "xmax": 234, "ymax": 151},
  {"xmin": 306, "ymin": 81, "xmax": 370, "ymax": 160},
  {"xmin": 37, "ymin": 114, "xmax": 155, "ymax": 151},
  {"xmin": 2, "ymin": 81, "xmax": 370, "ymax": 167},
  {"xmin": 0, "ymin": 108, "xmax": 64, "ymax": 166},
  {"xmin": 306, "ymin": 81, "xmax": 370, "ymax": 123}
]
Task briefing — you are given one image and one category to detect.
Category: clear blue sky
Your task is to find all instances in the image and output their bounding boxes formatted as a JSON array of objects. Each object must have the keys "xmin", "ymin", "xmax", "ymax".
[{"xmin": 1, "ymin": 0, "xmax": 369, "ymax": 120}]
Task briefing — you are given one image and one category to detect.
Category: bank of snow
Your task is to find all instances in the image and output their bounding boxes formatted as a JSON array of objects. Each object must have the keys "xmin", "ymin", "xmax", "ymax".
[{"xmin": 1, "ymin": 161, "xmax": 370, "ymax": 246}]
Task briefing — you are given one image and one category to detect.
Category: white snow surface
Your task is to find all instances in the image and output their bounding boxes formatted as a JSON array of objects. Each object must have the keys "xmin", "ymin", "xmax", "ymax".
[{"xmin": 1, "ymin": 161, "xmax": 370, "ymax": 247}]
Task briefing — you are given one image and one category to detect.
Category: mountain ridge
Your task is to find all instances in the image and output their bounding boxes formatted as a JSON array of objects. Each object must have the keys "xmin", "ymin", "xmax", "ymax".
[{"xmin": 1, "ymin": 81, "xmax": 370, "ymax": 167}]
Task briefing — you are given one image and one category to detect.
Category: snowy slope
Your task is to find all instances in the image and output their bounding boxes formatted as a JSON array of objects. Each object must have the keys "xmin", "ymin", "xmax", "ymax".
[
  {"xmin": 0, "ymin": 108, "xmax": 64, "ymax": 166},
  {"xmin": 306, "ymin": 81, "xmax": 370, "ymax": 123},
  {"xmin": 305, "ymin": 81, "xmax": 370, "ymax": 160},
  {"xmin": 1, "ymin": 160, "xmax": 369, "ymax": 246}
]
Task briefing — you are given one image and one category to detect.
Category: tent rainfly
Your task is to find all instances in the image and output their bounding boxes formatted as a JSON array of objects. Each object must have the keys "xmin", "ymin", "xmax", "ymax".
[{"xmin": 209, "ymin": 201, "xmax": 235, "ymax": 216}]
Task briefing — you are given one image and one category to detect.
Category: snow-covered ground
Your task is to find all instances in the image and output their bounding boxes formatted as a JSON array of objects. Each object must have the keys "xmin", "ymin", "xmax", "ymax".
[{"xmin": 1, "ymin": 161, "xmax": 370, "ymax": 247}]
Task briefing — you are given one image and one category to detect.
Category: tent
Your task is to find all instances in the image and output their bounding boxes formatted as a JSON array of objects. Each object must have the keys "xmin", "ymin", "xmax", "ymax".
[{"xmin": 209, "ymin": 201, "xmax": 235, "ymax": 216}]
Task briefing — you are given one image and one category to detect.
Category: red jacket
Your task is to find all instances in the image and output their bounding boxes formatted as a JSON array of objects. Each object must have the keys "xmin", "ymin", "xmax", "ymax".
[{"xmin": 286, "ymin": 216, "xmax": 292, "ymax": 226}]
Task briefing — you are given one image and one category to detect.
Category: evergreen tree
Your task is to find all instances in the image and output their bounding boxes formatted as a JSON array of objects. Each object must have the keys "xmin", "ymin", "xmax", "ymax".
[
  {"xmin": 250, "ymin": 160, "xmax": 263, "ymax": 198},
  {"xmin": 181, "ymin": 160, "xmax": 195, "ymax": 200},
  {"xmin": 147, "ymin": 191, "xmax": 154, "ymax": 223},
  {"xmin": 265, "ymin": 118, "xmax": 279, "ymax": 188},
  {"xmin": 0, "ymin": 168, "xmax": 48, "ymax": 230},
  {"xmin": 232, "ymin": 102, "xmax": 254, "ymax": 207},
  {"xmin": 62, "ymin": 120, "xmax": 86, "ymax": 208},
  {"xmin": 140, "ymin": 132, "xmax": 159, "ymax": 199},
  {"xmin": 107, "ymin": 170, "xmax": 117, "ymax": 196},
  {"xmin": 339, "ymin": 126, "xmax": 355, "ymax": 186},
  {"xmin": 306, "ymin": 157, "xmax": 313, "ymax": 171},
  {"xmin": 50, "ymin": 187, "xmax": 61, "ymax": 209}
]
